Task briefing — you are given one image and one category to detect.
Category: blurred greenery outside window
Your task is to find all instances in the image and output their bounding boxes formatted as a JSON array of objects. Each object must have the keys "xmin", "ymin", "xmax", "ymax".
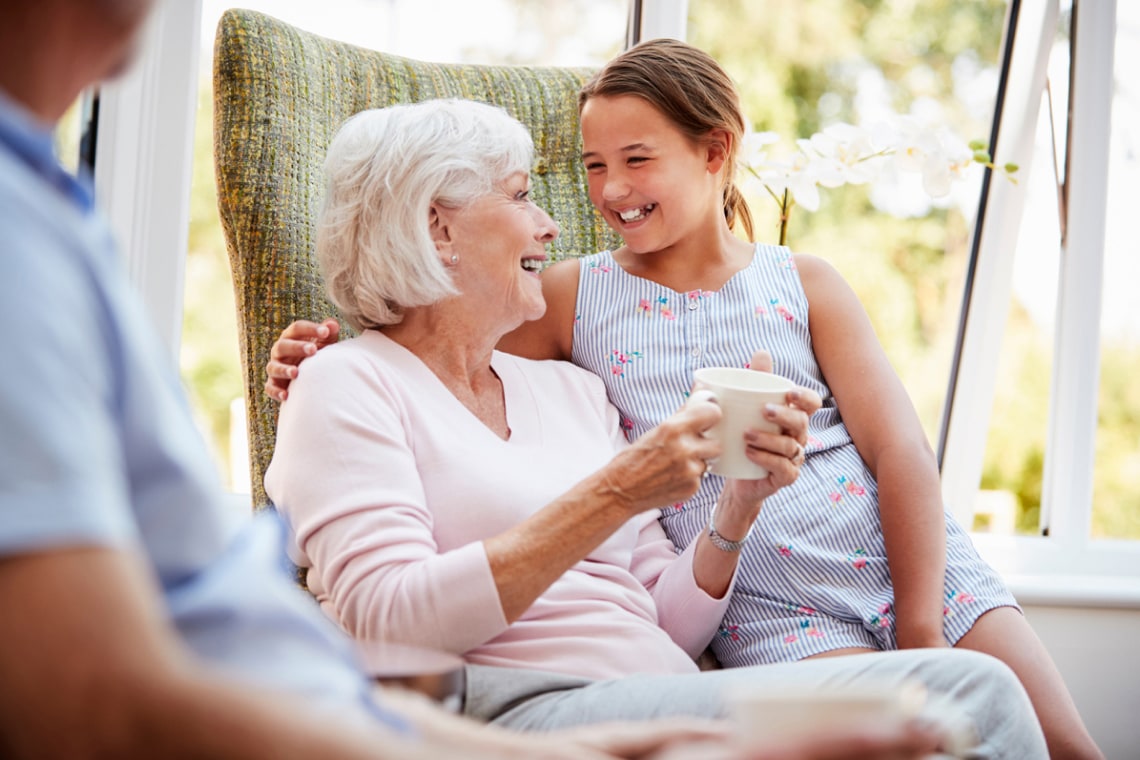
[
  {"xmin": 688, "ymin": 0, "xmax": 1019, "ymax": 529},
  {"xmin": 183, "ymin": 0, "xmax": 1138, "ymax": 541},
  {"xmin": 690, "ymin": 0, "xmax": 1138, "ymax": 541}
]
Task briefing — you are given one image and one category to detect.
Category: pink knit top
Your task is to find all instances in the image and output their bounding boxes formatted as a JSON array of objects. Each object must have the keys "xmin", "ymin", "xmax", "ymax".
[{"xmin": 265, "ymin": 330, "xmax": 733, "ymax": 680}]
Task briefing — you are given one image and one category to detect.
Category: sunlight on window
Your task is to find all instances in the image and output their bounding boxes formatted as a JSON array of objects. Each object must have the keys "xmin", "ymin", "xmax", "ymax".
[
  {"xmin": 973, "ymin": 24, "xmax": 1068, "ymax": 536},
  {"xmin": 1091, "ymin": 1, "xmax": 1140, "ymax": 540},
  {"xmin": 53, "ymin": 96, "xmax": 86, "ymax": 175}
]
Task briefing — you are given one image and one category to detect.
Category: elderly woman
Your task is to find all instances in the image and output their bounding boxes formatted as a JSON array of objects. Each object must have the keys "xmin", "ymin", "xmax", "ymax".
[{"xmin": 264, "ymin": 99, "xmax": 1044, "ymax": 755}]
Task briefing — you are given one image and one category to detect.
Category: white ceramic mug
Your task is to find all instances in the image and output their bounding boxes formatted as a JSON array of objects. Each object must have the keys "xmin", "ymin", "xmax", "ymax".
[{"xmin": 692, "ymin": 367, "xmax": 796, "ymax": 479}]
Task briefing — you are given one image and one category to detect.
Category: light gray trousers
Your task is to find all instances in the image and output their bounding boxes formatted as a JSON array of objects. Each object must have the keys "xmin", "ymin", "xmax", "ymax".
[{"xmin": 463, "ymin": 648, "xmax": 1047, "ymax": 759}]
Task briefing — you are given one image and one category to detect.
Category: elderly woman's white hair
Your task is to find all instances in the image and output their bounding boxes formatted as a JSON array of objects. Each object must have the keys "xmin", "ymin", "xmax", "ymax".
[{"xmin": 317, "ymin": 98, "xmax": 535, "ymax": 331}]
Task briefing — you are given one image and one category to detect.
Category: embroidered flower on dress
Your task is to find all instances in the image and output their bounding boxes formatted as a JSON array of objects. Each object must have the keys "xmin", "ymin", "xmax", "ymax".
[
  {"xmin": 589, "ymin": 264, "xmax": 612, "ymax": 274},
  {"xmin": 829, "ymin": 475, "xmax": 867, "ymax": 505},
  {"xmin": 942, "ymin": 589, "xmax": 976, "ymax": 617},
  {"xmin": 784, "ymin": 615, "xmax": 824, "ymax": 646},
  {"xmin": 776, "ymin": 543, "xmax": 793, "ymax": 557},
  {"xmin": 784, "ymin": 603, "xmax": 817, "ymax": 616},
  {"xmin": 718, "ymin": 624, "xmax": 741, "ymax": 642},
  {"xmin": 847, "ymin": 548, "xmax": 869, "ymax": 569},
  {"xmin": 636, "ymin": 296, "xmax": 676, "ymax": 320},
  {"xmin": 767, "ymin": 297, "xmax": 795, "ymax": 322},
  {"xmin": 868, "ymin": 602, "xmax": 892, "ymax": 629},
  {"xmin": 800, "ymin": 619, "xmax": 825, "ymax": 638},
  {"xmin": 609, "ymin": 349, "xmax": 643, "ymax": 378},
  {"xmin": 839, "ymin": 474, "xmax": 866, "ymax": 496}
]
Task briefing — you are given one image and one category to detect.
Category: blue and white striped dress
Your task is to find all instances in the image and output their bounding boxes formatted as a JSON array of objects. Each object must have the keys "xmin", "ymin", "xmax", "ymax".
[{"xmin": 571, "ymin": 244, "xmax": 1017, "ymax": 666}]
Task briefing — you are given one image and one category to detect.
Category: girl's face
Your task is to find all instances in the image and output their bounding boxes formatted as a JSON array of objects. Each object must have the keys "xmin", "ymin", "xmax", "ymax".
[{"xmin": 580, "ymin": 94, "xmax": 725, "ymax": 255}]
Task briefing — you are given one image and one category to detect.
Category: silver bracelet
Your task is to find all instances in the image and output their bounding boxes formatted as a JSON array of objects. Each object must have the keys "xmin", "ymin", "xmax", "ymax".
[{"xmin": 706, "ymin": 497, "xmax": 753, "ymax": 553}]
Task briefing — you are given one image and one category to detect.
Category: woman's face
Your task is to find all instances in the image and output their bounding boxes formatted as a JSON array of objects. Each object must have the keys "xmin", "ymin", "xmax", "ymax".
[
  {"xmin": 446, "ymin": 171, "xmax": 558, "ymax": 332},
  {"xmin": 580, "ymin": 94, "xmax": 723, "ymax": 255}
]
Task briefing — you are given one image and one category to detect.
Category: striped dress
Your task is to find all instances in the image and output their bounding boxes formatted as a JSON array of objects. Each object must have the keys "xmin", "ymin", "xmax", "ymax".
[{"xmin": 570, "ymin": 244, "xmax": 1017, "ymax": 666}]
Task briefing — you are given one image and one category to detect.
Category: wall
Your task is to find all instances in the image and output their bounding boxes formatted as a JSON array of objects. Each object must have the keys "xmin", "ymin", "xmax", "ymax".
[{"xmin": 1022, "ymin": 604, "xmax": 1140, "ymax": 758}]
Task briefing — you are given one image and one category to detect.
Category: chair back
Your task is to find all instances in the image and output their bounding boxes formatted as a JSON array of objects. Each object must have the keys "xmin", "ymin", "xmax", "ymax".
[{"xmin": 213, "ymin": 9, "xmax": 620, "ymax": 509}]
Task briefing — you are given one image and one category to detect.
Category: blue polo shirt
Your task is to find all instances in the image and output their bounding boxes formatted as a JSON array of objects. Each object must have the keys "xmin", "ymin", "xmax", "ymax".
[{"xmin": 0, "ymin": 88, "xmax": 407, "ymax": 732}]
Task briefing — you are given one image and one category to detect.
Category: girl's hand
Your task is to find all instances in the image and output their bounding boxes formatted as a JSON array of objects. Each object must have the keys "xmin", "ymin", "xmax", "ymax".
[
  {"xmin": 264, "ymin": 318, "xmax": 340, "ymax": 401},
  {"xmin": 724, "ymin": 350, "xmax": 822, "ymax": 509},
  {"xmin": 895, "ymin": 621, "xmax": 949, "ymax": 650}
]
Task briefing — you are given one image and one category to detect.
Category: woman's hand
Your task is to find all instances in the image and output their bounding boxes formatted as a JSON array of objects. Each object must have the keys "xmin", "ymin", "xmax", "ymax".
[
  {"xmin": 600, "ymin": 393, "xmax": 723, "ymax": 517},
  {"xmin": 264, "ymin": 318, "xmax": 340, "ymax": 401},
  {"xmin": 487, "ymin": 394, "xmax": 722, "ymax": 622}
]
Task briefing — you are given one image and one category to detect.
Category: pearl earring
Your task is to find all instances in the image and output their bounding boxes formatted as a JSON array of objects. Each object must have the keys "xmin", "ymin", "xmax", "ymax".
[{"xmin": 450, "ymin": 254, "xmax": 459, "ymax": 265}]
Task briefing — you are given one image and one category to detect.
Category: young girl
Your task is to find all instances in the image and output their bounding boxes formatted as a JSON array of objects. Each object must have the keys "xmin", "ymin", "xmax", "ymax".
[{"xmin": 268, "ymin": 39, "xmax": 1100, "ymax": 759}]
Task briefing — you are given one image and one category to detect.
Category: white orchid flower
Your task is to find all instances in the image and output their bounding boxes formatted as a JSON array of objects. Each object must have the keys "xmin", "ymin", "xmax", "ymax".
[
  {"xmin": 803, "ymin": 123, "xmax": 883, "ymax": 186},
  {"xmin": 921, "ymin": 128, "xmax": 975, "ymax": 197},
  {"xmin": 736, "ymin": 110, "xmax": 1006, "ymax": 246},
  {"xmin": 741, "ymin": 130, "xmax": 781, "ymax": 167},
  {"xmin": 759, "ymin": 152, "xmax": 823, "ymax": 212}
]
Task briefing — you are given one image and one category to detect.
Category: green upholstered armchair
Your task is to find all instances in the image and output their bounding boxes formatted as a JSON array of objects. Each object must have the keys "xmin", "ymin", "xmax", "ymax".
[{"xmin": 213, "ymin": 9, "xmax": 621, "ymax": 510}]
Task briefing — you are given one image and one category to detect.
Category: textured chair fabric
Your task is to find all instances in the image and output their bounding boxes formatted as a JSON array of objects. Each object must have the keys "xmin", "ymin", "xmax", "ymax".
[{"xmin": 213, "ymin": 9, "xmax": 621, "ymax": 511}]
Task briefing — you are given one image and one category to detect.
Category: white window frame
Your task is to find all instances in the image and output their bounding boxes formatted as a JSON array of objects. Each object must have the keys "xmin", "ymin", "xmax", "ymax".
[
  {"xmin": 94, "ymin": 0, "xmax": 202, "ymax": 357},
  {"xmin": 631, "ymin": 0, "xmax": 688, "ymax": 42},
  {"xmin": 98, "ymin": 0, "xmax": 1140, "ymax": 601},
  {"xmin": 941, "ymin": 0, "xmax": 1140, "ymax": 603}
]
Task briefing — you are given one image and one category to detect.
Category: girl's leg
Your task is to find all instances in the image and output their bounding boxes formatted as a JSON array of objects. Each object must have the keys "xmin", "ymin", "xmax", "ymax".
[
  {"xmin": 803, "ymin": 646, "xmax": 876, "ymax": 659},
  {"xmin": 956, "ymin": 606, "xmax": 1103, "ymax": 760}
]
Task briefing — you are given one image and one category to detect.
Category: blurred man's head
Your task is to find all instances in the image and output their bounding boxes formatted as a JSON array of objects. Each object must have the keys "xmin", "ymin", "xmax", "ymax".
[{"xmin": 0, "ymin": 0, "xmax": 157, "ymax": 121}]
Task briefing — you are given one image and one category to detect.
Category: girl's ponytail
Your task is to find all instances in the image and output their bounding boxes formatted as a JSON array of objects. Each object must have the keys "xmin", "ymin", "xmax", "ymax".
[{"xmin": 723, "ymin": 181, "xmax": 755, "ymax": 242}]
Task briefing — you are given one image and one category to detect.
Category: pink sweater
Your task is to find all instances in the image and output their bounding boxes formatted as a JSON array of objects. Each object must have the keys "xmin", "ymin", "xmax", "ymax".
[{"xmin": 265, "ymin": 331, "xmax": 732, "ymax": 680}]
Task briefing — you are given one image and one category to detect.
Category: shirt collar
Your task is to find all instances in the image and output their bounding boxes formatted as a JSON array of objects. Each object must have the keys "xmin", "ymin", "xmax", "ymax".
[{"xmin": 0, "ymin": 88, "xmax": 95, "ymax": 212}]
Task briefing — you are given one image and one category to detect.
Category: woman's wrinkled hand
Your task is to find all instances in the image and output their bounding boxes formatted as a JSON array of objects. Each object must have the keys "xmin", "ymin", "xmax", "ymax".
[
  {"xmin": 600, "ymin": 393, "xmax": 723, "ymax": 516},
  {"xmin": 264, "ymin": 318, "xmax": 340, "ymax": 401}
]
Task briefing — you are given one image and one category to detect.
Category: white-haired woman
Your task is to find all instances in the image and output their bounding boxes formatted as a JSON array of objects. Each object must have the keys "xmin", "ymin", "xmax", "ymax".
[{"xmin": 265, "ymin": 99, "xmax": 1043, "ymax": 755}]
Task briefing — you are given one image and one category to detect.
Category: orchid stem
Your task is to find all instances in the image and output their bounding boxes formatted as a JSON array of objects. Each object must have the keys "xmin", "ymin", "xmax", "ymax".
[{"xmin": 778, "ymin": 189, "xmax": 791, "ymax": 247}]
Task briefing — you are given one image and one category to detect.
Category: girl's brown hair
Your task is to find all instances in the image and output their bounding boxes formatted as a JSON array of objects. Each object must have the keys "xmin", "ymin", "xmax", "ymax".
[{"xmin": 579, "ymin": 38, "xmax": 754, "ymax": 241}]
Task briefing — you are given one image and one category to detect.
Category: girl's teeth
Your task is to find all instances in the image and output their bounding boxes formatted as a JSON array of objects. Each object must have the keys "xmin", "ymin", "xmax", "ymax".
[{"xmin": 619, "ymin": 205, "xmax": 653, "ymax": 222}]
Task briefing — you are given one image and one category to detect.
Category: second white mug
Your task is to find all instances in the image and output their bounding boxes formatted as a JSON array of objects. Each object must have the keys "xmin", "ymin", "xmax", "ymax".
[{"xmin": 692, "ymin": 366, "xmax": 796, "ymax": 479}]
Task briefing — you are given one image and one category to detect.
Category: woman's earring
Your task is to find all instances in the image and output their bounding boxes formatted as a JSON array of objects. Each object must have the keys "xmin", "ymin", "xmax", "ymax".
[{"xmin": 450, "ymin": 254, "xmax": 459, "ymax": 265}]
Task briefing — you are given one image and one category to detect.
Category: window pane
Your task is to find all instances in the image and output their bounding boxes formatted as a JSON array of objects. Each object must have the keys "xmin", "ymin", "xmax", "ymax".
[
  {"xmin": 686, "ymin": 1, "xmax": 1006, "ymax": 449},
  {"xmin": 1091, "ymin": 1, "xmax": 1140, "ymax": 540},
  {"xmin": 53, "ymin": 95, "xmax": 87, "ymax": 176},
  {"xmin": 185, "ymin": 0, "xmax": 628, "ymax": 491},
  {"xmin": 974, "ymin": 95, "xmax": 1063, "ymax": 534},
  {"xmin": 971, "ymin": 10, "xmax": 1071, "ymax": 536}
]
